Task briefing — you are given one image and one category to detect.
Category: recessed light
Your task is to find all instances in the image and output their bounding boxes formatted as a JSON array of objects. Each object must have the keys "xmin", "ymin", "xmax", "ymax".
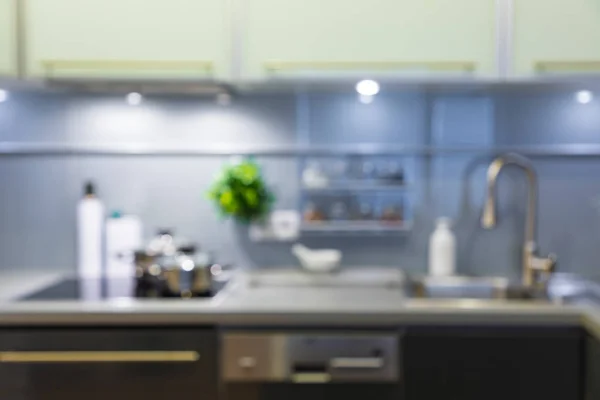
[
  {"xmin": 0, "ymin": 89, "xmax": 9, "ymax": 103},
  {"xmin": 576, "ymin": 90, "xmax": 593, "ymax": 104},
  {"xmin": 126, "ymin": 92, "xmax": 143, "ymax": 106},
  {"xmin": 355, "ymin": 80, "xmax": 380, "ymax": 96}
]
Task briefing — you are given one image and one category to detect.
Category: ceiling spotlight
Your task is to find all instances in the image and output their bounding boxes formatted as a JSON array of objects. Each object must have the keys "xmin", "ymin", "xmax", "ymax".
[
  {"xmin": 355, "ymin": 79, "xmax": 380, "ymax": 96},
  {"xmin": 0, "ymin": 89, "xmax": 9, "ymax": 103},
  {"xmin": 126, "ymin": 92, "xmax": 143, "ymax": 106},
  {"xmin": 576, "ymin": 90, "xmax": 593, "ymax": 104}
]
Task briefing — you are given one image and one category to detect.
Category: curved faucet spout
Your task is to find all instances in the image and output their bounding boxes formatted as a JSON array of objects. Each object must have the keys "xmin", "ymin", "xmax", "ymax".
[
  {"xmin": 481, "ymin": 154, "xmax": 537, "ymax": 245},
  {"xmin": 480, "ymin": 154, "xmax": 554, "ymax": 287}
]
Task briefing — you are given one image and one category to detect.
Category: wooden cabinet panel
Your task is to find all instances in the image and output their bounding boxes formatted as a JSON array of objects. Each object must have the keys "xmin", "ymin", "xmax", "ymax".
[
  {"xmin": 25, "ymin": 0, "xmax": 230, "ymax": 80},
  {"xmin": 586, "ymin": 335, "xmax": 600, "ymax": 400},
  {"xmin": 404, "ymin": 327, "xmax": 583, "ymax": 400},
  {"xmin": 0, "ymin": 0, "xmax": 16, "ymax": 76},
  {"xmin": 0, "ymin": 327, "xmax": 218, "ymax": 400},
  {"xmin": 242, "ymin": 0, "xmax": 497, "ymax": 79},
  {"xmin": 224, "ymin": 383, "xmax": 403, "ymax": 400},
  {"xmin": 514, "ymin": 0, "xmax": 600, "ymax": 76}
]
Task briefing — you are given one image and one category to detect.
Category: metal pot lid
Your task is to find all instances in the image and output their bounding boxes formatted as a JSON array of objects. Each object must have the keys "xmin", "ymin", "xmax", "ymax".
[{"xmin": 158, "ymin": 252, "xmax": 213, "ymax": 271}]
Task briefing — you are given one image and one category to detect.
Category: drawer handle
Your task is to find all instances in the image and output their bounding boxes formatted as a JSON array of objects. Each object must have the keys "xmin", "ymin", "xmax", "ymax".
[
  {"xmin": 291, "ymin": 372, "xmax": 331, "ymax": 384},
  {"xmin": 238, "ymin": 356, "xmax": 257, "ymax": 369},
  {"xmin": 41, "ymin": 59, "xmax": 215, "ymax": 76},
  {"xmin": 264, "ymin": 60, "xmax": 476, "ymax": 73},
  {"xmin": 536, "ymin": 61, "xmax": 600, "ymax": 73},
  {"xmin": 329, "ymin": 357, "xmax": 384, "ymax": 369},
  {"xmin": 0, "ymin": 351, "xmax": 200, "ymax": 363}
]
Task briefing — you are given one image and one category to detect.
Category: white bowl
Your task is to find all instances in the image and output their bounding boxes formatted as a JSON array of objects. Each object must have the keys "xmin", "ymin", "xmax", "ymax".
[{"xmin": 295, "ymin": 249, "xmax": 342, "ymax": 273}]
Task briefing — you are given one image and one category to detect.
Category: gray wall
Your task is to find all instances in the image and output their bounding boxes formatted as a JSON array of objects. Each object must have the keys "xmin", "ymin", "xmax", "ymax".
[
  {"xmin": 1, "ymin": 89, "xmax": 600, "ymax": 280},
  {"xmin": 0, "ymin": 92, "xmax": 300, "ymax": 272}
]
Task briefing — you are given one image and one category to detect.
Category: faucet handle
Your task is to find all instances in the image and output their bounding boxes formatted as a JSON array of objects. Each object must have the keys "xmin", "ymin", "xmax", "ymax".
[
  {"xmin": 529, "ymin": 253, "xmax": 556, "ymax": 288},
  {"xmin": 547, "ymin": 253, "xmax": 557, "ymax": 273},
  {"xmin": 531, "ymin": 254, "xmax": 556, "ymax": 272}
]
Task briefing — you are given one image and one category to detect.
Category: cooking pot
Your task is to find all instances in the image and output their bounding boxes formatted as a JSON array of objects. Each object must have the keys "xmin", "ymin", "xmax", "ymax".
[
  {"xmin": 132, "ymin": 229, "xmax": 192, "ymax": 274},
  {"xmin": 132, "ymin": 230, "xmax": 234, "ymax": 297},
  {"xmin": 135, "ymin": 247, "xmax": 233, "ymax": 297},
  {"xmin": 159, "ymin": 252, "xmax": 217, "ymax": 297}
]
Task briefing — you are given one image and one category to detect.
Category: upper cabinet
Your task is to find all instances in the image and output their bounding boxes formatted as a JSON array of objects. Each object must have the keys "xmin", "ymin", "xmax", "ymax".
[
  {"xmin": 24, "ymin": 0, "xmax": 230, "ymax": 80},
  {"xmin": 0, "ymin": 0, "xmax": 17, "ymax": 77},
  {"xmin": 514, "ymin": 0, "xmax": 600, "ymax": 76},
  {"xmin": 240, "ymin": 0, "xmax": 497, "ymax": 80},
  {"xmin": 19, "ymin": 0, "xmax": 600, "ymax": 83}
]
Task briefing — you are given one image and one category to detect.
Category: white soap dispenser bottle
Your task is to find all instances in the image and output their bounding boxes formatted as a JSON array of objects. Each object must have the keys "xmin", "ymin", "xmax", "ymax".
[
  {"xmin": 77, "ymin": 181, "xmax": 105, "ymax": 278},
  {"xmin": 428, "ymin": 217, "xmax": 456, "ymax": 277}
]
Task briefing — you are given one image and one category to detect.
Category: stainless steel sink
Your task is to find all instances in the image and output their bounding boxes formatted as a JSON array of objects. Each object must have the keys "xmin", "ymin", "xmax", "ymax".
[{"xmin": 407, "ymin": 276, "xmax": 550, "ymax": 301}]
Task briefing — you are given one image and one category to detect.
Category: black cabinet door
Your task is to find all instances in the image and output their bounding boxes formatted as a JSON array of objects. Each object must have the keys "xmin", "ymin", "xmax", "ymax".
[
  {"xmin": 586, "ymin": 335, "xmax": 600, "ymax": 400},
  {"xmin": 0, "ymin": 327, "xmax": 218, "ymax": 400},
  {"xmin": 224, "ymin": 383, "xmax": 403, "ymax": 400},
  {"xmin": 404, "ymin": 326, "xmax": 583, "ymax": 400}
]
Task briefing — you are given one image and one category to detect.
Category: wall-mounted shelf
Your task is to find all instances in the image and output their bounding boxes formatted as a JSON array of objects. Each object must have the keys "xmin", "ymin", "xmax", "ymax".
[
  {"xmin": 301, "ymin": 221, "xmax": 411, "ymax": 234},
  {"xmin": 3, "ymin": 142, "xmax": 600, "ymax": 157},
  {"xmin": 302, "ymin": 181, "xmax": 407, "ymax": 193}
]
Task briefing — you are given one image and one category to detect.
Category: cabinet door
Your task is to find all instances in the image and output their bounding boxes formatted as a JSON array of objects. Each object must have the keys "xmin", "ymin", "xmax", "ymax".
[
  {"xmin": 0, "ymin": 328, "xmax": 218, "ymax": 400},
  {"xmin": 25, "ymin": 0, "xmax": 230, "ymax": 80},
  {"xmin": 514, "ymin": 0, "xmax": 600, "ymax": 76},
  {"xmin": 404, "ymin": 327, "xmax": 582, "ymax": 400},
  {"xmin": 0, "ymin": 0, "xmax": 17, "ymax": 76},
  {"xmin": 586, "ymin": 335, "xmax": 600, "ymax": 400},
  {"xmin": 241, "ymin": 0, "xmax": 497, "ymax": 80},
  {"xmin": 224, "ymin": 383, "xmax": 403, "ymax": 400}
]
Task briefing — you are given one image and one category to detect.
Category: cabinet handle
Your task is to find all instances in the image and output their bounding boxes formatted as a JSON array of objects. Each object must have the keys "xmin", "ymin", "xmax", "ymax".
[
  {"xmin": 536, "ymin": 61, "xmax": 600, "ymax": 73},
  {"xmin": 238, "ymin": 356, "xmax": 257, "ymax": 369},
  {"xmin": 0, "ymin": 351, "xmax": 200, "ymax": 363},
  {"xmin": 291, "ymin": 372, "xmax": 331, "ymax": 384},
  {"xmin": 329, "ymin": 357, "xmax": 384, "ymax": 369},
  {"xmin": 264, "ymin": 60, "xmax": 475, "ymax": 73},
  {"xmin": 41, "ymin": 60, "xmax": 214, "ymax": 76}
]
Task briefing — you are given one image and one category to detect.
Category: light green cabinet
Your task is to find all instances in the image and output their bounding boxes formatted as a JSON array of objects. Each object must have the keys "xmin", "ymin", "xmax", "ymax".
[
  {"xmin": 0, "ymin": 0, "xmax": 17, "ymax": 77},
  {"xmin": 241, "ymin": 0, "xmax": 497, "ymax": 80},
  {"xmin": 514, "ymin": 0, "xmax": 600, "ymax": 76},
  {"xmin": 25, "ymin": 0, "xmax": 230, "ymax": 80}
]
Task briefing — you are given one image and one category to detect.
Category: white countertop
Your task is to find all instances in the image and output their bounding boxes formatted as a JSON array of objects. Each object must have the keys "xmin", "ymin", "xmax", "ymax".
[
  {"xmin": 0, "ymin": 271, "xmax": 66, "ymax": 301},
  {"xmin": 0, "ymin": 269, "xmax": 595, "ymax": 339}
]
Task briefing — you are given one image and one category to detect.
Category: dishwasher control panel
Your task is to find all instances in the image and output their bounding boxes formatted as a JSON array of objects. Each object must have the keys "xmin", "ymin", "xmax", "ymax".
[{"xmin": 221, "ymin": 332, "xmax": 399, "ymax": 382}]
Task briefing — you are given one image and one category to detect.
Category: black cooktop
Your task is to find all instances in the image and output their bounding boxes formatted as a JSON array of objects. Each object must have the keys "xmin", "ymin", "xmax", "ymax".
[{"xmin": 19, "ymin": 277, "xmax": 228, "ymax": 301}]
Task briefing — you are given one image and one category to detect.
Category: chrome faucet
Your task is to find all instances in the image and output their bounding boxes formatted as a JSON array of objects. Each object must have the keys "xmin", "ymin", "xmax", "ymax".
[{"xmin": 481, "ymin": 154, "xmax": 556, "ymax": 287}]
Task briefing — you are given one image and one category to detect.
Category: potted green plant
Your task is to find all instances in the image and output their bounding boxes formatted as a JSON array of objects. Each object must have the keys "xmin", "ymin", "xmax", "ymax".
[{"xmin": 207, "ymin": 158, "xmax": 275, "ymax": 223}]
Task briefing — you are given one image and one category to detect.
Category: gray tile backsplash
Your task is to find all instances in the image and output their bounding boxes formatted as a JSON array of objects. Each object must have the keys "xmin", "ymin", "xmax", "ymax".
[{"xmin": 0, "ymin": 89, "xmax": 599, "ymax": 279}]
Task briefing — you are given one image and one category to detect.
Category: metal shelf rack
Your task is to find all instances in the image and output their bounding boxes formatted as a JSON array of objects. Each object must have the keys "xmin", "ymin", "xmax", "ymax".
[
  {"xmin": 298, "ymin": 153, "xmax": 412, "ymax": 235},
  {"xmin": 301, "ymin": 181, "xmax": 408, "ymax": 194},
  {"xmin": 300, "ymin": 221, "xmax": 412, "ymax": 234}
]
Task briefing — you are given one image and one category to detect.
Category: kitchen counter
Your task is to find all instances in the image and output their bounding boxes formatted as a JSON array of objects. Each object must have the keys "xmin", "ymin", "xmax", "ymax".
[
  {"xmin": 0, "ymin": 271, "xmax": 593, "ymax": 400},
  {"xmin": 0, "ymin": 271, "xmax": 597, "ymax": 338},
  {"xmin": 0, "ymin": 271, "xmax": 66, "ymax": 301}
]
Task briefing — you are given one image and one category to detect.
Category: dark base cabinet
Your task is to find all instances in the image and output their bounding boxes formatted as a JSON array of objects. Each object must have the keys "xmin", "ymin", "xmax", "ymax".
[
  {"xmin": 0, "ymin": 328, "xmax": 218, "ymax": 400},
  {"xmin": 403, "ymin": 326, "xmax": 583, "ymax": 400},
  {"xmin": 224, "ymin": 383, "xmax": 403, "ymax": 400},
  {"xmin": 586, "ymin": 335, "xmax": 600, "ymax": 400}
]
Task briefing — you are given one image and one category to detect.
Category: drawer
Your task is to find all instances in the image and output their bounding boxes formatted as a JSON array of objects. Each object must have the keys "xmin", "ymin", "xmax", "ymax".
[
  {"xmin": 222, "ymin": 332, "xmax": 399, "ymax": 382},
  {"xmin": 0, "ymin": 327, "xmax": 218, "ymax": 400}
]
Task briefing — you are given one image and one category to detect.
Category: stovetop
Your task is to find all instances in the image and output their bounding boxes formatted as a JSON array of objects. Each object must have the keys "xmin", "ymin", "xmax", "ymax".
[{"xmin": 18, "ymin": 277, "xmax": 228, "ymax": 301}]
